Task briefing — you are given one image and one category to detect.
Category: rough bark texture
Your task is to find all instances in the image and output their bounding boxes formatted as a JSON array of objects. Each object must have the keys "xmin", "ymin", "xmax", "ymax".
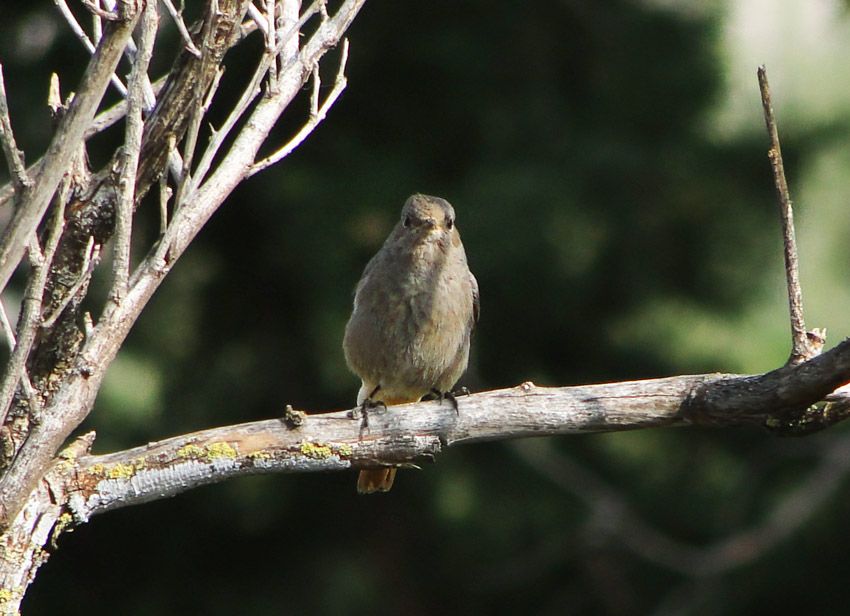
[{"xmin": 0, "ymin": 1, "xmax": 366, "ymax": 609}]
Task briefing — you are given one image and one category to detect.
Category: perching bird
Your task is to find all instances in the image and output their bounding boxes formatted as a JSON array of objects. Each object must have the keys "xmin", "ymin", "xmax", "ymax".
[{"xmin": 343, "ymin": 194, "xmax": 479, "ymax": 494}]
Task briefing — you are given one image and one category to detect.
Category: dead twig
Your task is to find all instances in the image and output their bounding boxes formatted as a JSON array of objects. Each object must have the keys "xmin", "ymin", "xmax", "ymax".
[
  {"xmin": 0, "ymin": 300, "xmax": 36, "ymax": 403},
  {"xmin": 53, "ymin": 0, "xmax": 128, "ymax": 96},
  {"xmin": 112, "ymin": 0, "xmax": 158, "ymax": 298},
  {"xmin": 0, "ymin": 66, "xmax": 31, "ymax": 197},
  {"xmin": 188, "ymin": 0, "xmax": 323, "ymax": 192},
  {"xmin": 248, "ymin": 38, "xmax": 348, "ymax": 176},
  {"xmin": 757, "ymin": 66, "xmax": 820, "ymax": 365},
  {"xmin": 160, "ymin": 0, "xmax": 202, "ymax": 58},
  {"xmin": 0, "ymin": 185, "xmax": 68, "ymax": 425},
  {"xmin": 0, "ymin": 7, "xmax": 140, "ymax": 296}
]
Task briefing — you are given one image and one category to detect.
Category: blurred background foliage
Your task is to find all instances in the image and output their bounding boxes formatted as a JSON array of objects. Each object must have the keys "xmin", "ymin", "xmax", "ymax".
[{"xmin": 2, "ymin": 0, "xmax": 850, "ymax": 613}]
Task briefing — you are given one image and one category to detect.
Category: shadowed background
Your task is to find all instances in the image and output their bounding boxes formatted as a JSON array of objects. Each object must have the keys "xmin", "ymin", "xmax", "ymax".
[{"xmin": 3, "ymin": 0, "xmax": 850, "ymax": 613}]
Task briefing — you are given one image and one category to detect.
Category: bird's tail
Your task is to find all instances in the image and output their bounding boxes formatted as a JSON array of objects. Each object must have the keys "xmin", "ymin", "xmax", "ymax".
[
  {"xmin": 354, "ymin": 389, "xmax": 419, "ymax": 494},
  {"xmin": 357, "ymin": 468, "xmax": 397, "ymax": 494}
]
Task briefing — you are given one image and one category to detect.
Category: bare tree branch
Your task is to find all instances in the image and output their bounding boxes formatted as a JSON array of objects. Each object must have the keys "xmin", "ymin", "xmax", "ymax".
[
  {"xmin": 0, "ymin": 0, "xmax": 365, "ymax": 540},
  {"xmin": 53, "ymin": 0, "xmax": 129, "ymax": 97},
  {"xmin": 0, "ymin": 187, "xmax": 67, "ymax": 426},
  {"xmin": 189, "ymin": 0, "xmax": 327, "ymax": 190},
  {"xmin": 757, "ymin": 66, "xmax": 820, "ymax": 365},
  {"xmin": 248, "ymin": 37, "xmax": 349, "ymax": 176},
  {"xmin": 0, "ymin": 75, "xmax": 168, "ymax": 213},
  {"xmin": 0, "ymin": 65, "xmax": 31, "ymax": 197},
  {"xmin": 0, "ymin": 300, "xmax": 35, "ymax": 404},
  {"xmin": 112, "ymin": 0, "xmax": 158, "ymax": 297},
  {"xmin": 0, "ymin": 7, "xmax": 140, "ymax": 296},
  {"xmin": 42, "ymin": 339, "xmax": 850, "ymax": 519},
  {"xmin": 160, "ymin": 0, "xmax": 202, "ymax": 58}
]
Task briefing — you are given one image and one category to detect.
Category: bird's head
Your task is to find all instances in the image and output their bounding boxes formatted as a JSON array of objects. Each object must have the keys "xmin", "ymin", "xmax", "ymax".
[{"xmin": 399, "ymin": 194, "xmax": 457, "ymax": 241}]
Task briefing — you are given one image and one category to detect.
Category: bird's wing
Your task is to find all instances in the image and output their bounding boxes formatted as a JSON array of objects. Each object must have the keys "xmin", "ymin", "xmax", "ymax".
[{"xmin": 470, "ymin": 272, "xmax": 480, "ymax": 325}]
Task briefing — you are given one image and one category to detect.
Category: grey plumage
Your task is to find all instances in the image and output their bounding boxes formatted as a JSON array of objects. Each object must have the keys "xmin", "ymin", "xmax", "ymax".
[{"xmin": 343, "ymin": 194, "xmax": 478, "ymax": 493}]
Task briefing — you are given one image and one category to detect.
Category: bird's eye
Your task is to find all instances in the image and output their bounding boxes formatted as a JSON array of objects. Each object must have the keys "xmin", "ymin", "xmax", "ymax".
[
  {"xmin": 403, "ymin": 215, "xmax": 412, "ymax": 228},
  {"xmin": 446, "ymin": 218, "xmax": 454, "ymax": 230}
]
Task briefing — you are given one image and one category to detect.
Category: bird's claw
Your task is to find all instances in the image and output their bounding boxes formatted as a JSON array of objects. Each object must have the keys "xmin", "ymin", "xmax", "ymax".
[
  {"xmin": 428, "ymin": 388, "xmax": 463, "ymax": 414},
  {"xmin": 348, "ymin": 398, "xmax": 386, "ymax": 428}
]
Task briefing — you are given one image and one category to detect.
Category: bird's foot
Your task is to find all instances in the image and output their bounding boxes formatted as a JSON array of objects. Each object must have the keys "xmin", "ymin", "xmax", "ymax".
[
  {"xmin": 452, "ymin": 386, "xmax": 471, "ymax": 398},
  {"xmin": 348, "ymin": 398, "xmax": 386, "ymax": 428},
  {"xmin": 427, "ymin": 388, "xmax": 464, "ymax": 414}
]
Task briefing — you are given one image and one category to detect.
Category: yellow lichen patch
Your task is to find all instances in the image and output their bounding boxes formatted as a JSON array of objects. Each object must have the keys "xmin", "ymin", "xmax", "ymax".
[
  {"xmin": 247, "ymin": 450, "xmax": 272, "ymax": 461},
  {"xmin": 88, "ymin": 460, "xmax": 146, "ymax": 480},
  {"xmin": 107, "ymin": 462, "xmax": 137, "ymax": 480},
  {"xmin": 206, "ymin": 441, "xmax": 237, "ymax": 459},
  {"xmin": 177, "ymin": 441, "xmax": 238, "ymax": 462},
  {"xmin": 300, "ymin": 441, "xmax": 333, "ymax": 459},
  {"xmin": 0, "ymin": 587, "xmax": 21, "ymax": 607},
  {"xmin": 335, "ymin": 443, "xmax": 353, "ymax": 458},
  {"xmin": 54, "ymin": 458, "xmax": 74, "ymax": 472},
  {"xmin": 55, "ymin": 512, "xmax": 73, "ymax": 530},
  {"xmin": 51, "ymin": 512, "xmax": 75, "ymax": 549},
  {"xmin": 298, "ymin": 441, "xmax": 353, "ymax": 459},
  {"xmin": 177, "ymin": 443, "xmax": 206, "ymax": 459}
]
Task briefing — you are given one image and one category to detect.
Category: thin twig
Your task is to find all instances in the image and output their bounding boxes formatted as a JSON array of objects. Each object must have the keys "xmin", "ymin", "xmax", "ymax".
[
  {"xmin": 187, "ymin": 56, "xmax": 267, "ymax": 192},
  {"xmin": 0, "ymin": 186, "xmax": 68, "ymax": 426},
  {"xmin": 265, "ymin": 0, "xmax": 278, "ymax": 93},
  {"xmin": 757, "ymin": 66, "xmax": 812, "ymax": 365},
  {"xmin": 160, "ymin": 0, "xmax": 202, "ymax": 58},
  {"xmin": 53, "ymin": 0, "xmax": 128, "ymax": 97},
  {"xmin": 174, "ymin": 14, "xmax": 221, "ymax": 208},
  {"xmin": 0, "ymin": 300, "xmax": 36, "ymax": 403},
  {"xmin": 91, "ymin": 0, "xmax": 103, "ymax": 44},
  {"xmin": 0, "ymin": 297, "xmax": 16, "ymax": 353},
  {"xmin": 188, "ymin": 0, "xmax": 324, "ymax": 191},
  {"xmin": 248, "ymin": 38, "xmax": 348, "ymax": 176},
  {"xmin": 159, "ymin": 135, "xmax": 176, "ymax": 235},
  {"xmin": 113, "ymin": 2, "xmax": 157, "ymax": 297},
  {"xmin": 46, "ymin": 72, "xmax": 64, "ymax": 119},
  {"xmin": 246, "ymin": 2, "xmax": 269, "ymax": 37},
  {"xmin": 0, "ymin": 66, "xmax": 32, "ymax": 196},
  {"xmin": 0, "ymin": 6, "xmax": 139, "ymax": 296},
  {"xmin": 85, "ymin": 74, "xmax": 166, "ymax": 138},
  {"xmin": 80, "ymin": 0, "xmax": 119, "ymax": 20}
]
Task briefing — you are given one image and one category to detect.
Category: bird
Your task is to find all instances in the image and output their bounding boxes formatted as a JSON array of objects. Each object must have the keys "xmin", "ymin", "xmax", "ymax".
[{"xmin": 343, "ymin": 193, "xmax": 479, "ymax": 494}]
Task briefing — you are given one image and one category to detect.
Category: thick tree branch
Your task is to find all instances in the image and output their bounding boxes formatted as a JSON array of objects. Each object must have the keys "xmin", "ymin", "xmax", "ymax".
[{"xmin": 47, "ymin": 339, "xmax": 850, "ymax": 519}]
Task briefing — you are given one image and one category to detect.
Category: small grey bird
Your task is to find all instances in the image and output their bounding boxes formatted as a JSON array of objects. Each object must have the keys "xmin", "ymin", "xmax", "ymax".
[{"xmin": 343, "ymin": 194, "xmax": 479, "ymax": 494}]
